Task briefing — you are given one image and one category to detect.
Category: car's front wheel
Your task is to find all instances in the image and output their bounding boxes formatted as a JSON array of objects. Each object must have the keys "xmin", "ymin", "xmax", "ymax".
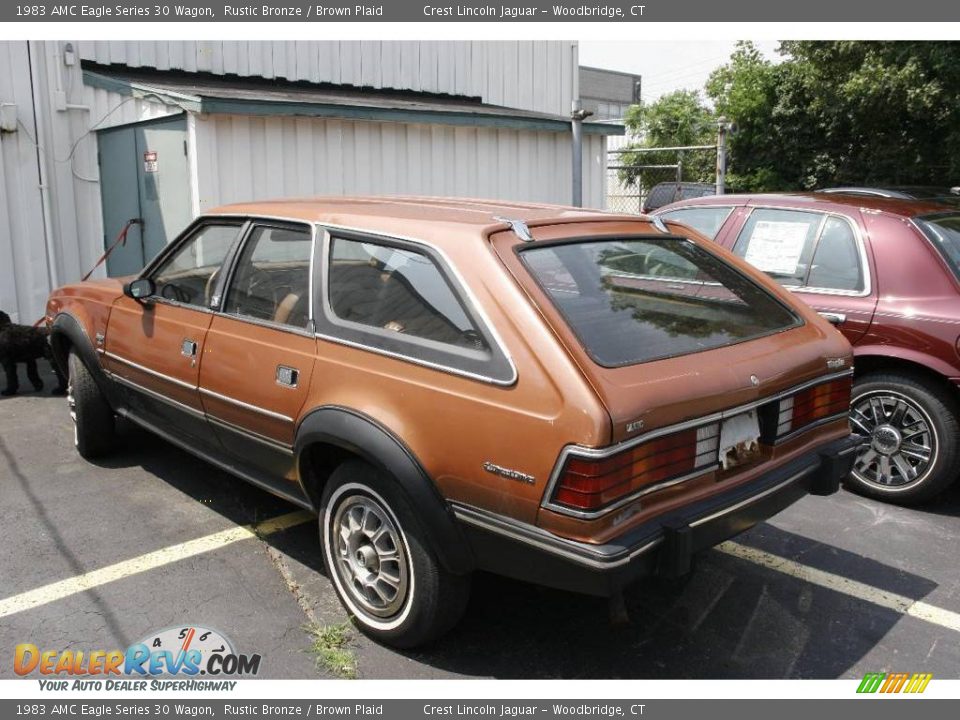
[
  {"xmin": 845, "ymin": 371, "xmax": 959, "ymax": 504},
  {"xmin": 67, "ymin": 350, "xmax": 117, "ymax": 459},
  {"xmin": 320, "ymin": 460, "xmax": 470, "ymax": 648}
]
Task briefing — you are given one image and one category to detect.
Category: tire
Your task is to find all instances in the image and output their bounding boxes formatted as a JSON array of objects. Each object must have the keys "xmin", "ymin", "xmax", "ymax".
[
  {"xmin": 320, "ymin": 459, "xmax": 470, "ymax": 648},
  {"xmin": 844, "ymin": 371, "xmax": 960, "ymax": 505},
  {"xmin": 67, "ymin": 350, "xmax": 117, "ymax": 459}
]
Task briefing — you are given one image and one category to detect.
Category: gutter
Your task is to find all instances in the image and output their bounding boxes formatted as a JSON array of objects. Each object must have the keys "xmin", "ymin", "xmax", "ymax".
[{"xmin": 28, "ymin": 40, "xmax": 59, "ymax": 290}]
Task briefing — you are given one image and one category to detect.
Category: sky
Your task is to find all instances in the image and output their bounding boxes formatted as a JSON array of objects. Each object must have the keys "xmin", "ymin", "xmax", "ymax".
[{"xmin": 579, "ymin": 40, "xmax": 781, "ymax": 103}]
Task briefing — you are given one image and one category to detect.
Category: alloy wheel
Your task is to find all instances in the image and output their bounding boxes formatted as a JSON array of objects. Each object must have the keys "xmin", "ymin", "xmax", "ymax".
[
  {"xmin": 850, "ymin": 390, "xmax": 937, "ymax": 488},
  {"xmin": 331, "ymin": 494, "xmax": 410, "ymax": 618}
]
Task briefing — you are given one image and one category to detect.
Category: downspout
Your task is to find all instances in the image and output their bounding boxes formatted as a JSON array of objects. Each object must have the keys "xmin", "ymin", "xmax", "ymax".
[
  {"xmin": 570, "ymin": 42, "xmax": 592, "ymax": 208},
  {"xmin": 27, "ymin": 40, "xmax": 59, "ymax": 289}
]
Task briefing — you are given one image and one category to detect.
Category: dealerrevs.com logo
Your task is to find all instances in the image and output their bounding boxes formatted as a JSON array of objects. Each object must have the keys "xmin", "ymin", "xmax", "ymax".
[{"xmin": 15, "ymin": 626, "xmax": 260, "ymax": 691}]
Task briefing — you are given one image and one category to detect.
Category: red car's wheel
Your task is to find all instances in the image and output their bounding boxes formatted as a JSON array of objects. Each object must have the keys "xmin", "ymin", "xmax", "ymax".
[{"xmin": 845, "ymin": 372, "xmax": 959, "ymax": 504}]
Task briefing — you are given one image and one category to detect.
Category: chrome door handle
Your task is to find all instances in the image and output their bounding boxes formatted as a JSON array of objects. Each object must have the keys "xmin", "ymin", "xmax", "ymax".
[
  {"xmin": 181, "ymin": 339, "xmax": 198, "ymax": 357},
  {"xmin": 819, "ymin": 312, "xmax": 847, "ymax": 326}
]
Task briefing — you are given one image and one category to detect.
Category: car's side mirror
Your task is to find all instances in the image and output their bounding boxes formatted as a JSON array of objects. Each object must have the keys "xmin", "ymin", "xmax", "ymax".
[{"xmin": 123, "ymin": 278, "xmax": 156, "ymax": 304}]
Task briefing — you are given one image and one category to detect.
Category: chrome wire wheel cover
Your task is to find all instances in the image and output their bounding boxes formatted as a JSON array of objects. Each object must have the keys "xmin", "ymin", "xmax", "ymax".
[
  {"xmin": 850, "ymin": 390, "xmax": 937, "ymax": 489},
  {"xmin": 331, "ymin": 494, "xmax": 409, "ymax": 619}
]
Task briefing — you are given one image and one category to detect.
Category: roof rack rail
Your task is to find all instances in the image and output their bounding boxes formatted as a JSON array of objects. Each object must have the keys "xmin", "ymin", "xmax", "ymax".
[{"xmin": 493, "ymin": 216, "xmax": 534, "ymax": 242}]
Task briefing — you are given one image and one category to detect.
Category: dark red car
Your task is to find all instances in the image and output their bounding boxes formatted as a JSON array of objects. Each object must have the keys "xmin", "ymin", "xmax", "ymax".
[{"xmin": 655, "ymin": 192, "xmax": 960, "ymax": 504}]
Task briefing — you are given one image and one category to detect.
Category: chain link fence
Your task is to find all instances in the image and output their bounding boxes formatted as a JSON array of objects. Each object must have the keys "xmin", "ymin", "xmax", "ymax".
[{"xmin": 607, "ymin": 146, "xmax": 718, "ymax": 214}]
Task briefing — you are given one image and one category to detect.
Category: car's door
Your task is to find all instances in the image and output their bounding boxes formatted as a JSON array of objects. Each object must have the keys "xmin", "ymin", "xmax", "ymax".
[
  {"xmin": 103, "ymin": 221, "xmax": 245, "ymax": 447},
  {"xmin": 727, "ymin": 206, "xmax": 877, "ymax": 344},
  {"xmin": 198, "ymin": 220, "xmax": 317, "ymax": 489}
]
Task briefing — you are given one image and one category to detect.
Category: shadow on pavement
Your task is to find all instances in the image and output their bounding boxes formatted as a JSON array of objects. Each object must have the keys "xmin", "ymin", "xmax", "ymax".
[
  {"xmin": 401, "ymin": 533, "xmax": 936, "ymax": 679},
  {"xmin": 57, "ymin": 419, "xmax": 945, "ymax": 679}
]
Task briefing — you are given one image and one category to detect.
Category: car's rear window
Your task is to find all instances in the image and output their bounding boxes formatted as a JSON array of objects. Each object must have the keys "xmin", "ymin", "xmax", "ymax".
[
  {"xmin": 915, "ymin": 213, "xmax": 960, "ymax": 280},
  {"xmin": 521, "ymin": 237, "xmax": 801, "ymax": 367}
]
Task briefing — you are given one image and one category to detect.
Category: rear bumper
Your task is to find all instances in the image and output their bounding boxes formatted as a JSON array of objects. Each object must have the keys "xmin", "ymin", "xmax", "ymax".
[{"xmin": 453, "ymin": 433, "xmax": 863, "ymax": 597}]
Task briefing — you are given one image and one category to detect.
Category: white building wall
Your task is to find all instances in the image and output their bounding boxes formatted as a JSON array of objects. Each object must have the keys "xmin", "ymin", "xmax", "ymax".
[
  {"xmin": 191, "ymin": 113, "xmax": 605, "ymax": 213},
  {"xmin": 82, "ymin": 84, "xmax": 183, "ymax": 129},
  {"xmin": 0, "ymin": 42, "xmax": 49, "ymax": 324},
  {"xmin": 1, "ymin": 40, "xmax": 607, "ymax": 324},
  {"xmin": 76, "ymin": 41, "xmax": 576, "ymax": 117}
]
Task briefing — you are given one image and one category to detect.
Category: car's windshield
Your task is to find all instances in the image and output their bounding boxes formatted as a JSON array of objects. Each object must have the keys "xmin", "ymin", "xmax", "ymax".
[
  {"xmin": 521, "ymin": 237, "xmax": 801, "ymax": 367},
  {"xmin": 915, "ymin": 213, "xmax": 960, "ymax": 280}
]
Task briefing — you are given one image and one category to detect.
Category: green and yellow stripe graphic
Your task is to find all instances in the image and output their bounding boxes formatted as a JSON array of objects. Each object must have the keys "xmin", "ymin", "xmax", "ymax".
[{"xmin": 857, "ymin": 672, "xmax": 933, "ymax": 694}]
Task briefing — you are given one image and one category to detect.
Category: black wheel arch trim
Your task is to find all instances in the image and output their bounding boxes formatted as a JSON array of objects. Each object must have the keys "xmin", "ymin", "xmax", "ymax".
[
  {"xmin": 49, "ymin": 313, "xmax": 123, "ymax": 410},
  {"xmin": 295, "ymin": 405, "xmax": 475, "ymax": 574}
]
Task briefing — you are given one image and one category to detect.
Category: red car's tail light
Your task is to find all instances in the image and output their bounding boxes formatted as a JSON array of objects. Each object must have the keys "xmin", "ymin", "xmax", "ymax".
[
  {"xmin": 776, "ymin": 377, "xmax": 852, "ymax": 438},
  {"xmin": 551, "ymin": 423, "xmax": 720, "ymax": 512}
]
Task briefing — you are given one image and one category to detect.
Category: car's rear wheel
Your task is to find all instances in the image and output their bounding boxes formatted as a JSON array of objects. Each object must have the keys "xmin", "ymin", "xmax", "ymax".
[
  {"xmin": 845, "ymin": 371, "xmax": 959, "ymax": 504},
  {"xmin": 320, "ymin": 460, "xmax": 470, "ymax": 648},
  {"xmin": 67, "ymin": 350, "xmax": 116, "ymax": 459}
]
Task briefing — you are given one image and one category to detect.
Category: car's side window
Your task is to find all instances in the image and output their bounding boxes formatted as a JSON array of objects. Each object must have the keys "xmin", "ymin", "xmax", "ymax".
[
  {"xmin": 733, "ymin": 209, "xmax": 825, "ymax": 287},
  {"xmin": 151, "ymin": 224, "xmax": 240, "ymax": 307},
  {"xmin": 807, "ymin": 217, "xmax": 864, "ymax": 291},
  {"xmin": 327, "ymin": 237, "xmax": 487, "ymax": 350},
  {"xmin": 733, "ymin": 209, "xmax": 864, "ymax": 293},
  {"xmin": 222, "ymin": 225, "xmax": 313, "ymax": 329},
  {"xmin": 658, "ymin": 207, "xmax": 733, "ymax": 240}
]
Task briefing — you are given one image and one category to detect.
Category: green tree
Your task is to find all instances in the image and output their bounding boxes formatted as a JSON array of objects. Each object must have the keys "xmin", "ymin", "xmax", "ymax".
[
  {"xmin": 705, "ymin": 41, "xmax": 787, "ymax": 191},
  {"xmin": 706, "ymin": 41, "xmax": 960, "ymax": 191},
  {"xmin": 617, "ymin": 90, "xmax": 716, "ymax": 188}
]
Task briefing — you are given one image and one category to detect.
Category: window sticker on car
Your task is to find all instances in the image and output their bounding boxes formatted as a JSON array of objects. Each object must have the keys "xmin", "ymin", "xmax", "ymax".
[{"xmin": 743, "ymin": 221, "xmax": 811, "ymax": 275}]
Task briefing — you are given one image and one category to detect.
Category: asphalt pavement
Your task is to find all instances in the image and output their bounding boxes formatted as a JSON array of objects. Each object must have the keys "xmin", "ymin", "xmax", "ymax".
[{"xmin": 2, "ymin": 366, "xmax": 958, "ymax": 679}]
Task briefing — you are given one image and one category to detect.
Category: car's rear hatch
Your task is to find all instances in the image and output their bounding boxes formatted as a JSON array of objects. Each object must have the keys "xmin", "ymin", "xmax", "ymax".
[{"xmin": 490, "ymin": 220, "xmax": 850, "ymax": 446}]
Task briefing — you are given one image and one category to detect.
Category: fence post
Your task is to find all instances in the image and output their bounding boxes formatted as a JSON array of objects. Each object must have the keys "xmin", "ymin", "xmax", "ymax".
[
  {"xmin": 716, "ymin": 118, "xmax": 731, "ymax": 195},
  {"xmin": 571, "ymin": 105, "xmax": 593, "ymax": 208}
]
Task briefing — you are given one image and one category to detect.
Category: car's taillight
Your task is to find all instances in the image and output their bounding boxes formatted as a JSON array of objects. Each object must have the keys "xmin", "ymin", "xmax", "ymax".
[
  {"xmin": 775, "ymin": 377, "xmax": 852, "ymax": 439},
  {"xmin": 551, "ymin": 423, "xmax": 719, "ymax": 512}
]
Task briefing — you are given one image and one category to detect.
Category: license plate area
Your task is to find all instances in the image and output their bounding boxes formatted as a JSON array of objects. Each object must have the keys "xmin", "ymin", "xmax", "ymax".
[{"xmin": 719, "ymin": 410, "xmax": 761, "ymax": 470}]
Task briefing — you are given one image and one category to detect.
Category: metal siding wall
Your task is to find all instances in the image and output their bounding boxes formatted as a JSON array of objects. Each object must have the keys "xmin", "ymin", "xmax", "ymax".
[
  {"xmin": 77, "ymin": 41, "xmax": 575, "ymax": 116},
  {"xmin": 0, "ymin": 41, "xmax": 190, "ymax": 323},
  {"xmin": 192, "ymin": 113, "xmax": 590, "ymax": 211},
  {"xmin": 0, "ymin": 42, "xmax": 49, "ymax": 324},
  {"xmin": 0, "ymin": 40, "xmax": 600, "ymax": 323},
  {"xmin": 82, "ymin": 86, "xmax": 182, "ymax": 129}
]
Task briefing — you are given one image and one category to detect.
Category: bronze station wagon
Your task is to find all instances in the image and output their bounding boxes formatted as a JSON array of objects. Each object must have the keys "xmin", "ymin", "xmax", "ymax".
[{"xmin": 45, "ymin": 197, "xmax": 860, "ymax": 647}]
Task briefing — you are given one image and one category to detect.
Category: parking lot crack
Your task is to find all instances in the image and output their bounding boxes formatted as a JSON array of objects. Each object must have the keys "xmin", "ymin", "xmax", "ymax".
[{"xmin": 264, "ymin": 544, "xmax": 319, "ymax": 626}]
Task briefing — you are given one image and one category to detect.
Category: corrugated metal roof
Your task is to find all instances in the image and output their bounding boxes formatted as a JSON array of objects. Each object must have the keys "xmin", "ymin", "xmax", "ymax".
[{"xmin": 83, "ymin": 68, "xmax": 623, "ymax": 136}]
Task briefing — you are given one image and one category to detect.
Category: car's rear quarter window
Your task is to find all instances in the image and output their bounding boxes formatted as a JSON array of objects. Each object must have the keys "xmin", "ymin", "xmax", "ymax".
[{"xmin": 916, "ymin": 213, "xmax": 960, "ymax": 280}]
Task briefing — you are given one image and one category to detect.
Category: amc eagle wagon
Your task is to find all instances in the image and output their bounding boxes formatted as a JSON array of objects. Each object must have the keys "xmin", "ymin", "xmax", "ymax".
[{"xmin": 46, "ymin": 197, "xmax": 860, "ymax": 647}]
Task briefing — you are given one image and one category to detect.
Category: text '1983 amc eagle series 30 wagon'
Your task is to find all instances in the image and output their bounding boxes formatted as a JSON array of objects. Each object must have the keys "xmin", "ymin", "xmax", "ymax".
[{"xmin": 45, "ymin": 197, "xmax": 861, "ymax": 647}]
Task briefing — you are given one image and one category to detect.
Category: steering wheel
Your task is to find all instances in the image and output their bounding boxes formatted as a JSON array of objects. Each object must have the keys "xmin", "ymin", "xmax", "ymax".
[
  {"xmin": 204, "ymin": 269, "xmax": 220, "ymax": 306},
  {"xmin": 160, "ymin": 283, "xmax": 191, "ymax": 303},
  {"xmin": 647, "ymin": 261, "xmax": 667, "ymax": 277},
  {"xmin": 241, "ymin": 268, "xmax": 278, "ymax": 316}
]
